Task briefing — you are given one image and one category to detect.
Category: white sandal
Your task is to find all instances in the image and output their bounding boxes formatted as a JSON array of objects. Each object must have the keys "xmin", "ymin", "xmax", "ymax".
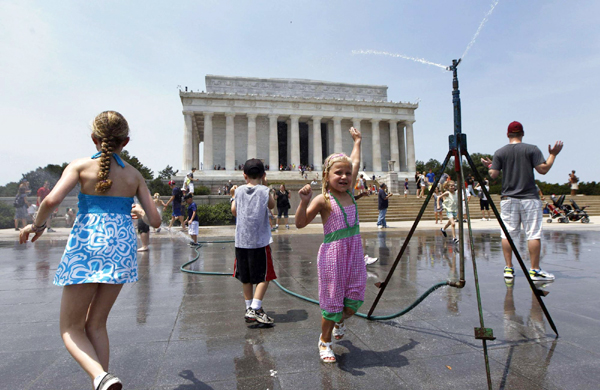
[
  {"xmin": 318, "ymin": 334, "xmax": 336, "ymax": 363},
  {"xmin": 332, "ymin": 322, "xmax": 346, "ymax": 340}
]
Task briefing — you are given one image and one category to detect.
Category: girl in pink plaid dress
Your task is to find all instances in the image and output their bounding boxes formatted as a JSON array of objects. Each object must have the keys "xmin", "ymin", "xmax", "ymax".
[{"xmin": 295, "ymin": 127, "xmax": 366, "ymax": 363}]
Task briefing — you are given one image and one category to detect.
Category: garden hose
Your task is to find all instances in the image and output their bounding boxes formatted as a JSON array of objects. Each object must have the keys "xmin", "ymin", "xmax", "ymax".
[{"xmin": 180, "ymin": 241, "xmax": 449, "ymax": 321}]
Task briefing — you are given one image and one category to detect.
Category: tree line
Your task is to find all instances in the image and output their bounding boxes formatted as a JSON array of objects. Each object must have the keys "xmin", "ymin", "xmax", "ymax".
[{"xmin": 0, "ymin": 151, "xmax": 177, "ymax": 197}]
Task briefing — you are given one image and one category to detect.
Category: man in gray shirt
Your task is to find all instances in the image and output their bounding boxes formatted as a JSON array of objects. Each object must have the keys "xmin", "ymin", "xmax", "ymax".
[{"xmin": 482, "ymin": 121, "xmax": 563, "ymax": 281}]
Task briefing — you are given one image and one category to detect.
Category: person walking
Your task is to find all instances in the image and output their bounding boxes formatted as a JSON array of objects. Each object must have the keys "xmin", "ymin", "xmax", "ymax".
[
  {"xmin": 481, "ymin": 121, "xmax": 562, "ymax": 281},
  {"xmin": 377, "ymin": 183, "xmax": 392, "ymax": 229},
  {"xmin": 19, "ymin": 110, "xmax": 161, "ymax": 390},
  {"xmin": 14, "ymin": 181, "xmax": 30, "ymax": 230},
  {"xmin": 164, "ymin": 180, "xmax": 184, "ymax": 230},
  {"xmin": 274, "ymin": 184, "xmax": 291, "ymax": 229}
]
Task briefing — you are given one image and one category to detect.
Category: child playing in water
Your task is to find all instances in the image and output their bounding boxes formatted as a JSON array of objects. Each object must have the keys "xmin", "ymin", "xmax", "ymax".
[
  {"xmin": 231, "ymin": 159, "xmax": 277, "ymax": 325},
  {"xmin": 19, "ymin": 111, "xmax": 161, "ymax": 390},
  {"xmin": 295, "ymin": 127, "xmax": 366, "ymax": 363},
  {"xmin": 153, "ymin": 193, "xmax": 166, "ymax": 232},
  {"xmin": 438, "ymin": 180, "xmax": 459, "ymax": 244}
]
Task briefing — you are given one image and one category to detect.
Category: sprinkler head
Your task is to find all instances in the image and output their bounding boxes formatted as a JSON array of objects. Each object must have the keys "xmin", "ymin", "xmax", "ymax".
[{"xmin": 446, "ymin": 58, "xmax": 462, "ymax": 71}]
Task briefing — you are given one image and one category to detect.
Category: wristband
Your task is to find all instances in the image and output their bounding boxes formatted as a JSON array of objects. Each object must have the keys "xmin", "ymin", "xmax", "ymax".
[
  {"xmin": 487, "ymin": 164, "xmax": 493, "ymax": 169},
  {"xmin": 31, "ymin": 222, "xmax": 47, "ymax": 233}
]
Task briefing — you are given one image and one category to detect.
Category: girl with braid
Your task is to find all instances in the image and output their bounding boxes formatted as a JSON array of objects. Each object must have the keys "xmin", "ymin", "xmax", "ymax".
[
  {"xmin": 19, "ymin": 111, "xmax": 161, "ymax": 390},
  {"xmin": 295, "ymin": 127, "xmax": 366, "ymax": 363}
]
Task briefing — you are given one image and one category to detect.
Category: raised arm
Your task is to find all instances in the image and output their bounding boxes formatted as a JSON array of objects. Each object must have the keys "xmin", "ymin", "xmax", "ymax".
[
  {"xmin": 295, "ymin": 185, "xmax": 324, "ymax": 228},
  {"xmin": 349, "ymin": 127, "xmax": 362, "ymax": 189},
  {"xmin": 535, "ymin": 141, "xmax": 563, "ymax": 175},
  {"xmin": 20, "ymin": 160, "xmax": 81, "ymax": 243}
]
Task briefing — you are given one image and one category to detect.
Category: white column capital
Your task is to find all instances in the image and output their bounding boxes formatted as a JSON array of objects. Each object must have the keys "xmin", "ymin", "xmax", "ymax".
[
  {"xmin": 268, "ymin": 114, "xmax": 279, "ymax": 120},
  {"xmin": 247, "ymin": 113, "xmax": 257, "ymax": 119},
  {"xmin": 225, "ymin": 112, "xmax": 236, "ymax": 118},
  {"xmin": 203, "ymin": 112, "xmax": 214, "ymax": 118},
  {"xmin": 182, "ymin": 111, "xmax": 194, "ymax": 116},
  {"xmin": 371, "ymin": 118, "xmax": 380, "ymax": 124},
  {"xmin": 388, "ymin": 119, "xmax": 398, "ymax": 125},
  {"xmin": 290, "ymin": 114, "xmax": 301, "ymax": 120},
  {"xmin": 333, "ymin": 116, "xmax": 343, "ymax": 123},
  {"xmin": 312, "ymin": 115, "xmax": 323, "ymax": 121}
]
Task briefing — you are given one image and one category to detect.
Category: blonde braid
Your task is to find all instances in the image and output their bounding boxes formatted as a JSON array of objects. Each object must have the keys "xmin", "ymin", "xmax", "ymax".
[{"xmin": 92, "ymin": 111, "xmax": 129, "ymax": 193}]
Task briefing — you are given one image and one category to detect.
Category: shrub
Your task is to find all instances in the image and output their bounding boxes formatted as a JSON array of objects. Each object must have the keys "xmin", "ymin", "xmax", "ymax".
[
  {"xmin": 159, "ymin": 202, "xmax": 234, "ymax": 226},
  {"xmin": 0, "ymin": 202, "xmax": 15, "ymax": 229},
  {"xmin": 195, "ymin": 185, "xmax": 211, "ymax": 195}
]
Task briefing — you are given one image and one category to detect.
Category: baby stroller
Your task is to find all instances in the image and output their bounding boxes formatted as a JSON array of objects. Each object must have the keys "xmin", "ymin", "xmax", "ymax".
[
  {"xmin": 546, "ymin": 195, "xmax": 572, "ymax": 223},
  {"xmin": 564, "ymin": 199, "xmax": 590, "ymax": 223}
]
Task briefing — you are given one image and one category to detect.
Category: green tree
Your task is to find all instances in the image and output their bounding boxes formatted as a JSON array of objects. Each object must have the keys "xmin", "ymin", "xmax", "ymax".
[
  {"xmin": 22, "ymin": 163, "xmax": 69, "ymax": 192},
  {"xmin": 120, "ymin": 150, "xmax": 153, "ymax": 180},
  {"xmin": 158, "ymin": 165, "xmax": 177, "ymax": 180}
]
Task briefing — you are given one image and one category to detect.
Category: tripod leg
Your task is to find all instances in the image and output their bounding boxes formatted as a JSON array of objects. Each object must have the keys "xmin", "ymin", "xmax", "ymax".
[
  {"xmin": 464, "ymin": 153, "xmax": 559, "ymax": 336},
  {"xmin": 367, "ymin": 151, "xmax": 453, "ymax": 319}
]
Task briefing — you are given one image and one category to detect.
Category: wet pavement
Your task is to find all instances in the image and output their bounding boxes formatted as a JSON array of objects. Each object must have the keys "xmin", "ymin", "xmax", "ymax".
[{"xmin": 2, "ymin": 227, "xmax": 600, "ymax": 389}]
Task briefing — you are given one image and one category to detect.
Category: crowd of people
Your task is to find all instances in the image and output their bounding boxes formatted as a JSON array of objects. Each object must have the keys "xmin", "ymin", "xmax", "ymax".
[{"xmin": 15, "ymin": 111, "xmax": 564, "ymax": 389}]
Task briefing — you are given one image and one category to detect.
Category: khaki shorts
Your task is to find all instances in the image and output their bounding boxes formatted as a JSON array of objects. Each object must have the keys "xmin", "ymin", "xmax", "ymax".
[{"xmin": 500, "ymin": 198, "xmax": 542, "ymax": 240}]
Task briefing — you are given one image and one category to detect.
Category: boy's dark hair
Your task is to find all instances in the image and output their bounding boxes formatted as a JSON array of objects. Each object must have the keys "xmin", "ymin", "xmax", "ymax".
[
  {"xmin": 184, "ymin": 193, "xmax": 193, "ymax": 200},
  {"xmin": 243, "ymin": 158, "xmax": 265, "ymax": 179}
]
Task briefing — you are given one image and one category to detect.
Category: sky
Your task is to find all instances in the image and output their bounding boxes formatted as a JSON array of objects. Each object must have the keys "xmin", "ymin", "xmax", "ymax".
[{"xmin": 1, "ymin": 0, "xmax": 598, "ymax": 186}]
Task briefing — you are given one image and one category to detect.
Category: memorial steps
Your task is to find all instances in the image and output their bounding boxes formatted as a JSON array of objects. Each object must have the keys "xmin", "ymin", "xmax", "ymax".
[{"xmin": 355, "ymin": 195, "xmax": 600, "ymax": 222}]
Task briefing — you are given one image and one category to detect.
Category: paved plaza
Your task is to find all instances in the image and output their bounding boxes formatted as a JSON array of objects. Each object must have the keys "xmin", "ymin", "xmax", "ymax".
[{"xmin": 1, "ymin": 220, "xmax": 600, "ymax": 389}]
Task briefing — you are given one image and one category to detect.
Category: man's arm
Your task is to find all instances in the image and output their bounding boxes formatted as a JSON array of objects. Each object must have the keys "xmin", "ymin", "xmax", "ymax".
[
  {"xmin": 481, "ymin": 157, "xmax": 501, "ymax": 179},
  {"xmin": 535, "ymin": 141, "xmax": 563, "ymax": 175}
]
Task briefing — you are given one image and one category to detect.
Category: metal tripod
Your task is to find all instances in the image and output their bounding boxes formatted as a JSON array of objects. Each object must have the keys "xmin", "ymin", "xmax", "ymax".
[{"xmin": 367, "ymin": 59, "xmax": 558, "ymax": 390}]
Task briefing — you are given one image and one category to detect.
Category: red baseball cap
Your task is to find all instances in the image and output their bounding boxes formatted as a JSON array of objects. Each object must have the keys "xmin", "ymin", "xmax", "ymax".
[
  {"xmin": 507, "ymin": 121, "xmax": 524, "ymax": 135},
  {"xmin": 168, "ymin": 180, "xmax": 175, "ymax": 186}
]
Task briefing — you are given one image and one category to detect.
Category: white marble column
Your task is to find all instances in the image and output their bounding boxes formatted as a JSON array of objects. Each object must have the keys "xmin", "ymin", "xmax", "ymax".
[
  {"xmin": 203, "ymin": 113, "xmax": 213, "ymax": 170},
  {"xmin": 247, "ymin": 113, "xmax": 257, "ymax": 160},
  {"xmin": 389, "ymin": 120, "xmax": 399, "ymax": 172},
  {"xmin": 333, "ymin": 117, "xmax": 343, "ymax": 153},
  {"xmin": 406, "ymin": 120, "xmax": 416, "ymax": 172},
  {"xmin": 371, "ymin": 119, "xmax": 382, "ymax": 172},
  {"xmin": 182, "ymin": 112, "xmax": 193, "ymax": 171},
  {"xmin": 225, "ymin": 113, "xmax": 235, "ymax": 170},
  {"xmin": 352, "ymin": 118, "xmax": 362, "ymax": 168},
  {"xmin": 398, "ymin": 122, "xmax": 407, "ymax": 171},
  {"xmin": 268, "ymin": 114, "xmax": 278, "ymax": 170},
  {"xmin": 312, "ymin": 116, "xmax": 323, "ymax": 170},
  {"xmin": 290, "ymin": 115, "xmax": 300, "ymax": 167},
  {"xmin": 192, "ymin": 126, "xmax": 199, "ymax": 170}
]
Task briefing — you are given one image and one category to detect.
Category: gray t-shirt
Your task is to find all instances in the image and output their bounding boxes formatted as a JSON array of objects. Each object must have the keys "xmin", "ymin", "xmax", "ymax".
[
  {"xmin": 234, "ymin": 184, "xmax": 272, "ymax": 249},
  {"xmin": 491, "ymin": 142, "xmax": 545, "ymax": 199}
]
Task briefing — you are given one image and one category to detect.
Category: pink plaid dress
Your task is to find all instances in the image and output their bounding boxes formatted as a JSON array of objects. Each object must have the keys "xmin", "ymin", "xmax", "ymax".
[{"xmin": 317, "ymin": 191, "xmax": 367, "ymax": 316}]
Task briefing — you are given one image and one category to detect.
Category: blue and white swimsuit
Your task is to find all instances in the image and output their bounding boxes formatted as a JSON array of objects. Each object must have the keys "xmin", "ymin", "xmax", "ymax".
[{"xmin": 54, "ymin": 193, "xmax": 138, "ymax": 286}]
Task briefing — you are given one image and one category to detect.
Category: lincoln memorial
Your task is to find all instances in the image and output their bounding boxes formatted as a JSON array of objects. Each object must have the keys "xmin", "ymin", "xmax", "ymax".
[{"xmin": 179, "ymin": 75, "xmax": 417, "ymax": 178}]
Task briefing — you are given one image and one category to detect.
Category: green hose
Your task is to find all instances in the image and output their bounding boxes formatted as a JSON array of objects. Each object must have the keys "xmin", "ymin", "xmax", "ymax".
[{"xmin": 180, "ymin": 241, "xmax": 449, "ymax": 321}]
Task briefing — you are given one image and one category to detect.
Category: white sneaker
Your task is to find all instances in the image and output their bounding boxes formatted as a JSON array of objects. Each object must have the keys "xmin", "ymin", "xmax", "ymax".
[
  {"xmin": 286, "ymin": 224, "xmax": 290, "ymax": 229},
  {"xmin": 364, "ymin": 255, "xmax": 379, "ymax": 265},
  {"xmin": 529, "ymin": 269, "xmax": 555, "ymax": 281},
  {"xmin": 378, "ymin": 225, "xmax": 383, "ymax": 229},
  {"xmin": 481, "ymin": 218, "xmax": 486, "ymax": 221}
]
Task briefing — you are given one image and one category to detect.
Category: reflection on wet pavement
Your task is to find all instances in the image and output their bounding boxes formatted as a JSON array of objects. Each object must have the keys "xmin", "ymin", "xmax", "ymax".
[{"xmin": 1, "ymin": 230, "xmax": 599, "ymax": 389}]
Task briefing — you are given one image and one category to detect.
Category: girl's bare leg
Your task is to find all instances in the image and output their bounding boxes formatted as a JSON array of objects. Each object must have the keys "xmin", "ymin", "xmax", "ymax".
[
  {"xmin": 59, "ymin": 284, "xmax": 106, "ymax": 381},
  {"xmin": 321, "ymin": 317, "xmax": 335, "ymax": 343},
  {"xmin": 85, "ymin": 284, "xmax": 123, "ymax": 370},
  {"xmin": 449, "ymin": 218, "xmax": 456, "ymax": 238}
]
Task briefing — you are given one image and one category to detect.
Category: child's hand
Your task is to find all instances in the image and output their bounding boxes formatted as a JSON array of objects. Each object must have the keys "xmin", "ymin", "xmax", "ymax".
[
  {"xmin": 230, "ymin": 185, "xmax": 237, "ymax": 197},
  {"xmin": 349, "ymin": 127, "xmax": 362, "ymax": 142},
  {"xmin": 131, "ymin": 204, "xmax": 145, "ymax": 219},
  {"xmin": 298, "ymin": 184, "xmax": 313, "ymax": 202}
]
